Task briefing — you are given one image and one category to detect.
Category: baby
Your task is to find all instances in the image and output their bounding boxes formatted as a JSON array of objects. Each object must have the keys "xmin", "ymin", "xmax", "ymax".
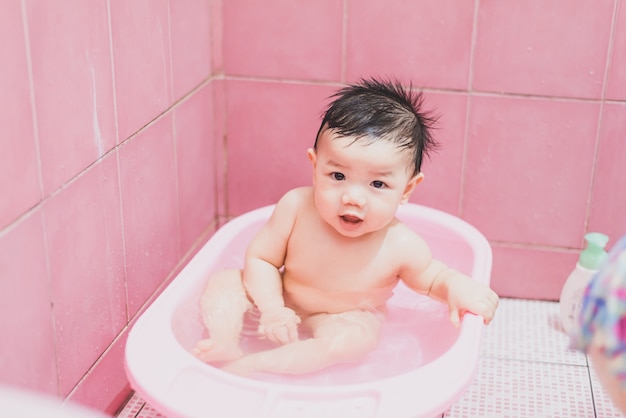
[{"xmin": 193, "ymin": 78, "xmax": 499, "ymax": 376}]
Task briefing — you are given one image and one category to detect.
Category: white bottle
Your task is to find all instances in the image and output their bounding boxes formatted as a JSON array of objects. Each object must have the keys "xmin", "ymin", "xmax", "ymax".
[{"xmin": 559, "ymin": 232, "xmax": 609, "ymax": 334}]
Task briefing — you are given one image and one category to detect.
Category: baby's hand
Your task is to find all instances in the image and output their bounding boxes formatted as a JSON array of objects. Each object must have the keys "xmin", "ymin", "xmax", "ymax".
[
  {"xmin": 446, "ymin": 277, "xmax": 499, "ymax": 327},
  {"xmin": 258, "ymin": 307, "xmax": 301, "ymax": 344}
]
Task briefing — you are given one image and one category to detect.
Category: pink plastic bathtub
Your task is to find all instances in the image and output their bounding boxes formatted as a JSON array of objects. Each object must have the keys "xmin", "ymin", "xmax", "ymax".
[{"xmin": 125, "ymin": 203, "xmax": 492, "ymax": 418}]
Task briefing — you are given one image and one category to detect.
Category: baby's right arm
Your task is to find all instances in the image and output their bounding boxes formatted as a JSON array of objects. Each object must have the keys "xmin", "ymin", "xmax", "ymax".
[{"xmin": 243, "ymin": 189, "xmax": 302, "ymax": 344}]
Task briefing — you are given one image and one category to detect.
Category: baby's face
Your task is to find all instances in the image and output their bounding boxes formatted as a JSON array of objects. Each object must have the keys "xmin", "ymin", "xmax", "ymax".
[{"xmin": 308, "ymin": 129, "xmax": 421, "ymax": 238}]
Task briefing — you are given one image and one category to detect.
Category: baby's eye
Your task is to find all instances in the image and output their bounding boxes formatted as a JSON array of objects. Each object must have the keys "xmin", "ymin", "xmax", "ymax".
[
  {"xmin": 371, "ymin": 180, "xmax": 387, "ymax": 189},
  {"xmin": 331, "ymin": 172, "xmax": 345, "ymax": 181}
]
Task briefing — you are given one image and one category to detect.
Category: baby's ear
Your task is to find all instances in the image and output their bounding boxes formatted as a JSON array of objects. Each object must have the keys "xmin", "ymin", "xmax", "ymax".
[
  {"xmin": 307, "ymin": 148, "xmax": 317, "ymax": 184},
  {"xmin": 401, "ymin": 173, "xmax": 424, "ymax": 204},
  {"xmin": 306, "ymin": 148, "xmax": 317, "ymax": 167}
]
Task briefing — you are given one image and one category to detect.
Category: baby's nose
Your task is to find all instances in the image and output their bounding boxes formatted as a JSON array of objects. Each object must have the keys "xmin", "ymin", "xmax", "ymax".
[{"xmin": 341, "ymin": 189, "xmax": 366, "ymax": 207}]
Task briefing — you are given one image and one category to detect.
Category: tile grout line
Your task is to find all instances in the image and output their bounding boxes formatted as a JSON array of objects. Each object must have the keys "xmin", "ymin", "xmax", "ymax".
[{"xmin": 585, "ymin": 361, "xmax": 599, "ymax": 418}]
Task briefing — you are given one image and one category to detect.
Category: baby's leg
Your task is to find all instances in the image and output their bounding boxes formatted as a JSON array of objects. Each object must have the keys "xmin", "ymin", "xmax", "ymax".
[
  {"xmin": 192, "ymin": 269, "xmax": 252, "ymax": 363},
  {"xmin": 222, "ymin": 309, "xmax": 381, "ymax": 376}
]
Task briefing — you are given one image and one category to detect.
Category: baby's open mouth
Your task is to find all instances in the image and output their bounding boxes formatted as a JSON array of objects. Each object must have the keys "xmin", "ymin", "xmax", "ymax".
[{"xmin": 341, "ymin": 214, "xmax": 362, "ymax": 224}]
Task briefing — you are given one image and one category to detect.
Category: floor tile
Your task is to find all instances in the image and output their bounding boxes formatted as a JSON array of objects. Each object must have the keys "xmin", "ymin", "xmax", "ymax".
[
  {"xmin": 588, "ymin": 361, "xmax": 624, "ymax": 418},
  {"xmin": 116, "ymin": 393, "xmax": 167, "ymax": 418},
  {"xmin": 116, "ymin": 393, "xmax": 144, "ymax": 418},
  {"xmin": 444, "ymin": 358, "xmax": 595, "ymax": 418},
  {"xmin": 481, "ymin": 299, "xmax": 587, "ymax": 366}
]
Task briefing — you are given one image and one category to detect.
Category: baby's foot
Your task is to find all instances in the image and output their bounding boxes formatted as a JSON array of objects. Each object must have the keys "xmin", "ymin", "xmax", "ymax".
[{"xmin": 192, "ymin": 339, "xmax": 244, "ymax": 363}]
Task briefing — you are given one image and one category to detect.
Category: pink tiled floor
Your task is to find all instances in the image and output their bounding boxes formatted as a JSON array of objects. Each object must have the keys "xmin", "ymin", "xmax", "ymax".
[{"xmin": 116, "ymin": 299, "xmax": 624, "ymax": 418}]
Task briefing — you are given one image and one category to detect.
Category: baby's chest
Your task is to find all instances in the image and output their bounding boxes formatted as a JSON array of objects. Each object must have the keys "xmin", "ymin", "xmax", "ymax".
[{"xmin": 285, "ymin": 236, "xmax": 398, "ymax": 289}]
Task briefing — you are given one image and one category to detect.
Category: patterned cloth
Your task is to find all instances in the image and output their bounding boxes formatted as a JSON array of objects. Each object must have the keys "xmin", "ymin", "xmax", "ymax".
[
  {"xmin": 571, "ymin": 235, "xmax": 626, "ymax": 387},
  {"xmin": 572, "ymin": 236, "xmax": 626, "ymax": 388}
]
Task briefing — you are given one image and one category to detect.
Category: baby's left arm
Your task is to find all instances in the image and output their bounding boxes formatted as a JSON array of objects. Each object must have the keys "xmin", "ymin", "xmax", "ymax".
[
  {"xmin": 398, "ymin": 232, "xmax": 499, "ymax": 326},
  {"xmin": 427, "ymin": 265, "xmax": 499, "ymax": 326}
]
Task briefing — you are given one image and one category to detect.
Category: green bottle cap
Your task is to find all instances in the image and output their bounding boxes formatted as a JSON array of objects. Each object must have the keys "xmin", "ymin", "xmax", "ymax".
[{"xmin": 579, "ymin": 232, "xmax": 609, "ymax": 269}]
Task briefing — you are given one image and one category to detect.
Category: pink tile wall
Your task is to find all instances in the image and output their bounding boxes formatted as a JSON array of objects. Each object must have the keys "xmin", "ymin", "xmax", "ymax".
[
  {"xmin": 174, "ymin": 84, "xmax": 218, "ymax": 252},
  {"xmin": 169, "ymin": 0, "xmax": 212, "ymax": 101},
  {"xmin": 212, "ymin": 79, "xmax": 228, "ymax": 219},
  {"xmin": 606, "ymin": 2, "xmax": 626, "ymax": 100},
  {"xmin": 221, "ymin": 0, "xmax": 626, "ymax": 300},
  {"xmin": 588, "ymin": 103, "xmax": 626, "ymax": 241},
  {"xmin": 490, "ymin": 246, "xmax": 579, "ymax": 300},
  {"xmin": 26, "ymin": 0, "xmax": 118, "ymax": 196},
  {"xmin": 413, "ymin": 92, "xmax": 467, "ymax": 215},
  {"xmin": 0, "ymin": 1, "xmax": 41, "ymax": 230},
  {"xmin": 118, "ymin": 114, "xmax": 180, "ymax": 318},
  {"xmin": 110, "ymin": 0, "xmax": 173, "ymax": 141},
  {"xmin": 225, "ymin": 80, "xmax": 336, "ymax": 213},
  {"xmin": 44, "ymin": 153, "xmax": 126, "ymax": 396},
  {"xmin": 346, "ymin": 0, "xmax": 475, "ymax": 89},
  {"xmin": 0, "ymin": 213, "xmax": 57, "ymax": 395},
  {"xmin": 223, "ymin": 0, "xmax": 343, "ymax": 80},
  {"xmin": 472, "ymin": 2, "xmax": 614, "ymax": 98},
  {"xmin": 462, "ymin": 95, "xmax": 599, "ymax": 248},
  {"xmin": 0, "ymin": 0, "xmax": 218, "ymax": 414}
]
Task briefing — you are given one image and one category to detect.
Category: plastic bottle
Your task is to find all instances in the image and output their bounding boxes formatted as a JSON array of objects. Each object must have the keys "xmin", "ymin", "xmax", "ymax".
[{"xmin": 559, "ymin": 232, "xmax": 609, "ymax": 334}]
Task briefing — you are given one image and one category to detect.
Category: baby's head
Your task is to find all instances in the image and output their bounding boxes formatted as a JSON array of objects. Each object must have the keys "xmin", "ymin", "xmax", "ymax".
[
  {"xmin": 308, "ymin": 79, "xmax": 438, "ymax": 237},
  {"xmin": 314, "ymin": 78, "xmax": 438, "ymax": 177}
]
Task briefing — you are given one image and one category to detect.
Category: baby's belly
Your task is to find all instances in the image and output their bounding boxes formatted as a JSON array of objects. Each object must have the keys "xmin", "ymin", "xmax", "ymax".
[{"xmin": 283, "ymin": 280, "xmax": 395, "ymax": 315}]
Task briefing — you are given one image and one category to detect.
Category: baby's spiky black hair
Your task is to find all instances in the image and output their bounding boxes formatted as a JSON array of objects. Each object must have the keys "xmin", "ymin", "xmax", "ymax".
[{"xmin": 315, "ymin": 78, "xmax": 438, "ymax": 175}]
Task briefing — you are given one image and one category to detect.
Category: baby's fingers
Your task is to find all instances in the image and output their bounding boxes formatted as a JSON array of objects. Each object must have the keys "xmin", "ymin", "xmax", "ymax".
[
  {"xmin": 260, "ymin": 323, "xmax": 299, "ymax": 344},
  {"xmin": 479, "ymin": 299, "xmax": 498, "ymax": 325},
  {"xmin": 284, "ymin": 320, "xmax": 299, "ymax": 342},
  {"xmin": 449, "ymin": 308, "xmax": 462, "ymax": 328},
  {"xmin": 258, "ymin": 307, "xmax": 301, "ymax": 343},
  {"xmin": 269, "ymin": 325, "xmax": 291, "ymax": 344},
  {"xmin": 274, "ymin": 319, "xmax": 299, "ymax": 344}
]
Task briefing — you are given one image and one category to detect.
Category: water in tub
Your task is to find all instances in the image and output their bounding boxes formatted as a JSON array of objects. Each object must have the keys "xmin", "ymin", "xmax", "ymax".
[
  {"xmin": 174, "ymin": 272, "xmax": 458, "ymax": 385},
  {"xmin": 171, "ymin": 214, "xmax": 466, "ymax": 385}
]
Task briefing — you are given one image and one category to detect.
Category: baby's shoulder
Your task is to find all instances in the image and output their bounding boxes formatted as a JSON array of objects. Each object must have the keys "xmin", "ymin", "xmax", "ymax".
[
  {"xmin": 281, "ymin": 186, "xmax": 313, "ymax": 201},
  {"xmin": 277, "ymin": 187, "xmax": 313, "ymax": 211},
  {"xmin": 385, "ymin": 221, "xmax": 433, "ymax": 272},
  {"xmin": 273, "ymin": 187, "xmax": 315, "ymax": 221},
  {"xmin": 387, "ymin": 219, "xmax": 431, "ymax": 255}
]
